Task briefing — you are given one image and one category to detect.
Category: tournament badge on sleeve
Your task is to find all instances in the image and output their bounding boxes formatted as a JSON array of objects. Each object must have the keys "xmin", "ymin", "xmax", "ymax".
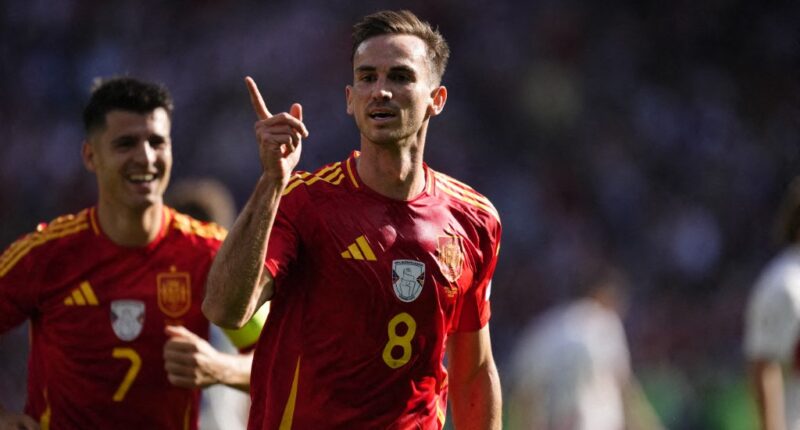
[
  {"xmin": 111, "ymin": 300, "xmax": 145, "ymax": 341},
  {"xmin": 392, "ymin": 260, "xmax": 425, "ymax": 302},
  {"xmin": 157, "ymin": 267, "xmax": 191, "ymax": 318}
]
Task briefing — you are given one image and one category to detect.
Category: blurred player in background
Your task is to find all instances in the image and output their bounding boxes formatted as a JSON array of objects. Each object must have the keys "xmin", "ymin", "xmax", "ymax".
[
  {"xmin": 745, "ymin": 177, "xmax": 800, "ymax": 430},
  {"xmin": 203, "ymin": 9, "xmax": 502, "ymax": 430},
  {"xmin": 166, "ymin": 177, "xmax": 252, "ymax": 430},
  {"xmin": 507, "ymin": 265, "xmax": 664, "ymax": 430},
  {"xmin": 0, "ymin": 77, "xmax": 261, "ymax": 430}
]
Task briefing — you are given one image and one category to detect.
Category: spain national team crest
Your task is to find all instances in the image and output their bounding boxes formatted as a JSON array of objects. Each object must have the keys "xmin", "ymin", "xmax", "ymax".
[
  {"xmin": 111, "ymin": 300, "xmax": 145, "ymax": 341},
  {"xmin": 392, "ymin": 260, "xmax": 425, "ymax": 302},
  {"xmin": 437, "ymin": 235, "xmax": 465, "ymax": 283},
  {"xmin": 157, "ymin": 268, "xmax": 191, "ymax": 318}
]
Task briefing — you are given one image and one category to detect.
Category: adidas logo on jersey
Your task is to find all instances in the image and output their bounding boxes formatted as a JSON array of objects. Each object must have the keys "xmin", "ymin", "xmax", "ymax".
[
  {"xmin": 64, "ymin": 281, "xmax": 99, "ymax": 306},
  {"xmin": 341, "ymin": 235, "xmax": 377, "ymax": 261}
]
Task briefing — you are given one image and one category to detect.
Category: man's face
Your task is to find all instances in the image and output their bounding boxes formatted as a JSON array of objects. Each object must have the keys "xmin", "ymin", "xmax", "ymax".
[
  {"xmin": 82, "ymin": 108, "xmax": 172, "ymax": 211},
  {"xmin": 346, "ymin": 34, "xmax": 446, "ymax": 146}
]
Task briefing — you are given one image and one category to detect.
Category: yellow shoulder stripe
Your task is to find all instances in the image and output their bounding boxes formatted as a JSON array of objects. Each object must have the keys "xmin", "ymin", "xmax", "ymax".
[
  {"xmin": 171, "ymin": 212, "xmax": 227, "ymax": 241},
  {"xmin": 434, "ymin": 173, "xmax": 500, "ymax": 222},
  {"xmin": 434, "ymin": 173, "xmax": 491, "ymax": 202},
  {"xmin": 282, "ymin": 162, "xmax": 345, "ymax": 196},
  {"xmin": 284, "ymin": 171, "xmax": 312, "ymax": 191},
  {"xmin": 345, "ymin": 156, "xmax": 359, "ymax": 188},
  {"xmin": 0, "ymin": 211, "xmax": 90, "ymax": 278}
]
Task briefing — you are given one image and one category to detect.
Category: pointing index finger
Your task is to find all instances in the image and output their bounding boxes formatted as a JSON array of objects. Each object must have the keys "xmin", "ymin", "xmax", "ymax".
[{"xmin": 245, "ymin": 76, "xmax": 272, "ymax": 120}]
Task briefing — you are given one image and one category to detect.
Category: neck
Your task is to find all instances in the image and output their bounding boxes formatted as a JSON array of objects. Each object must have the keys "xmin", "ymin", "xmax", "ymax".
[
  {"xmin": 97, "ymin": 200, "xmax": 164, "ymax": 247},
  {"xmin": 357, "ymin": 140, "xmax": 426, "ymax": 201}
]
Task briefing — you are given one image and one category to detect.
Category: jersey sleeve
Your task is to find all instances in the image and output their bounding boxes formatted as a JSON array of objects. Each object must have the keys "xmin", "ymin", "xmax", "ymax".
[
  {"xmin": 263, "ymin": 182, "xmax": 305, "ymax": 288},
  {"xmin": 744, "ymin": 267, "xmax": 800, "ymax": 361},
  {"xmin": 604, "ymin": 311, "xmax": 632, "ymax": 381},
  {"xmin": 453, "ymin": 214, "xmax": 502, "ymax": 332},
  {"xmin": 0, "ymin": 232, "xmax": 40, "ymax": 333}
]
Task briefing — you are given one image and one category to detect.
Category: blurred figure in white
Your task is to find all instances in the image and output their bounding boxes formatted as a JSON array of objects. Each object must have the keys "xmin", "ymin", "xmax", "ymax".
[
  {"xmin": 744, "ymin": 177, "xmax": 800, "ymax": 430},
  {"xmin": 167, "ymin": 177, "xmax": 251, "ymax": 430},
  {"xmin": 507, "ymin": 265, "xmax": 664, "ymax": 430}
]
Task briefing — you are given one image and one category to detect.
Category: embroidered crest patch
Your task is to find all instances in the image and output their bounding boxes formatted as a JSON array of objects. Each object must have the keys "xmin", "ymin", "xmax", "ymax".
[
  {"xmin": 111, "ymin": 300, "xmax": 145, "ymax": 341},
  {"xmin": 437, "ymin": 235, "xmax": 464, "ymax": 283},
  {"xmin": 392, "ymin": 260, "xmax": 425, "ymax": 302},
  {"xmin": 157, "ymin": 269, "xmax": 191, "ymax": 318}
]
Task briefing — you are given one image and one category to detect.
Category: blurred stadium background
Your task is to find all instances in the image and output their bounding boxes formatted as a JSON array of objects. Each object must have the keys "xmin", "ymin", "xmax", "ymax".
[{"xmin": 0, "ymin": 1, "xmax": 798, "ymax": 428}]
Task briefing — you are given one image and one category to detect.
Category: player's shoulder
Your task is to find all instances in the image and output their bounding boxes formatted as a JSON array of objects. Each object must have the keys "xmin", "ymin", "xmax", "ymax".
[
  {"xmin": 750, "ymin": 249, "xmax": 800, "ymax": 290},
  {"xmin": 282, "ymin": 158, "xmax": 351, "ymax": 199},
  {"xmin": 0, "ymin": 208, "xmax": 92, "ymax": 277},
  {"xmin": 169, "ymin": 208, "xmax": 228, "ymax": 243},
  {"xmin": 430, "ymin": 168, "xmax": 501, "ymax": 225}
]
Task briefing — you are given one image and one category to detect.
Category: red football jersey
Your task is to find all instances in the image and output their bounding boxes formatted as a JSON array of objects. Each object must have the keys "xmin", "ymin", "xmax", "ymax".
[
  {"xmin": 250, "ymin": 151, "xmax": 502, "ymax": 429},
  {"xmin": 0, "ymin": 206, "xmax": 226, "ymax": 430}
]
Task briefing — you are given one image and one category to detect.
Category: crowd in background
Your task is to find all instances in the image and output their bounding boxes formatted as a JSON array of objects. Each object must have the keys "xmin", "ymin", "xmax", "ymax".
[{"xmin": 0, "ymin": 0, "xmax": 797, "ymax": 428}]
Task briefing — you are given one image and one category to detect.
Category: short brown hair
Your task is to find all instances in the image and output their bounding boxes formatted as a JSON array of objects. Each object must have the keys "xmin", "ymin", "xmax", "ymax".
[
  {"xmin": 83, "ymin": 77, "xmax": 173, "ymax": 135},
  {"xmin": 352, "ymin": 10, "xmax": 450, "ymax": 85}
]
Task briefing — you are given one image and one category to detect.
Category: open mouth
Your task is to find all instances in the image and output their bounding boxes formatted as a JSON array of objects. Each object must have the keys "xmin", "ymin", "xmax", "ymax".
[
  {"xmin": 369, "ymin": 111, "xmax": 396, "ymax": 120},
  {"xmin": 127, "ymin": 173, "xmax": 157, "ymax": 184}
]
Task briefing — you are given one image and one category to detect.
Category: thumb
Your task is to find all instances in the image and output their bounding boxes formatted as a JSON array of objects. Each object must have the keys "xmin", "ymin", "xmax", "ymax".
[
  {"xmin": 165, "ymin": 325, "xmax": 198, "ymax": 340},
  {"xmin": 290, "ymin": 103, "xmax": 303, "ymax": 122}
]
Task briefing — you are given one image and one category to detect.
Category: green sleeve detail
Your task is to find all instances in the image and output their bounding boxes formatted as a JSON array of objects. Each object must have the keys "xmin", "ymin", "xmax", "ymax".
[{"xmin": 222, "ymin": 302, "xmax": 269, "ymax": 349}]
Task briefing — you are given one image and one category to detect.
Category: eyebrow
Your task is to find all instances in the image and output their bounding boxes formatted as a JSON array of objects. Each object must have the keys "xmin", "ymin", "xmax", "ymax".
[
  {"xmin": 110, "ymin": 132, "xmax": 169, "ymax": 143},
  {"xmin": 355, "ymin": 65, "xmax": 417, "ymax": 75}
]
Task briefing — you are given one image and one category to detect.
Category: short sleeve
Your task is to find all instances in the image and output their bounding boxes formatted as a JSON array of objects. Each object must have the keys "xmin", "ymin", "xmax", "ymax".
[
  {"xmin": 264, "ymin": 185, "xmax": 305, "ymax": 288},
  {"xmin": 454, "ymin": 215, "xmax": 502, "ymax": 332},
  {"xmin": 0, "ymin": 234, "xmax": 39, "ymax": 333},
  {"xmin": 744, "ymin": 267, "xmax": 800, "ymax": 361},
  {"xmin": 600, "ymin": 311, "xmax": 631, "ymax": 380}
]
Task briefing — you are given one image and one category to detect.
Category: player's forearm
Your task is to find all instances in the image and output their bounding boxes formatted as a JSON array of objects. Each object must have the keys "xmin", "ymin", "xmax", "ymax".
[
  {"xmin": 750, "ymin": 360, "xmax": 787, "ymax": 430},
  {"xmin": 0, "ymin": 403, "xmax": 39, "ymax": 430},
  {"xmin": 449, "ymin": 361, "xmax": 502, "ymax": 430},
  {"xmin": 215, "ymin": 351, "xmax": 253, "ymax": 392},
  {"xmin": 203, "ymin": 175, "xmax": 284, "ymax": 328}
]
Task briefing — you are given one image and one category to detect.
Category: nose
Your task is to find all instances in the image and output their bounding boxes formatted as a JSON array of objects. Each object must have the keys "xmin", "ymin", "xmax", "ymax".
[
  {"xmin": 371, "ymin": 77, "xmax": 392, "ymax": 101},
  {"xmin": 133, "ymin": 141, "xmax": 157, "ymax": 165}
]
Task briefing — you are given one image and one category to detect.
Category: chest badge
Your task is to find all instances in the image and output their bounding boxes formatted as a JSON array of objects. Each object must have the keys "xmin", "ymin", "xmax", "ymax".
[
  {"xmin": 157, "ymin": 267, "xmax": 191, "ymax": 318},
  {"xmin": 111, "ymin": 300, "xmax": 145, "ymax": 341},
  {"xmin": 392, "ymin": 260, "xmax": 425, "ymax": 302},
  {"xmin": 437, "ymin": 235, "xmax": 464, "ymax": 283}
]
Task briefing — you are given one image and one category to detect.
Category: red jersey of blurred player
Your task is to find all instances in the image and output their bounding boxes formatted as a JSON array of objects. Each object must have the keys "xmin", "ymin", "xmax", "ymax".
[
  {"xmin": 249, "ymin": 152, "xmax": 501, "ymax": 429},
  {"xmin": 0, "ymin": 206, "xmax": 224, "ymax": 429}
]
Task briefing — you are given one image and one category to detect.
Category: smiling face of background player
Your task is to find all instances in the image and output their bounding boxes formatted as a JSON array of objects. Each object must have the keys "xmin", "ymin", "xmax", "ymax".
[{"xmin": 82, "ymin": 107, "xmax": 173, "ymax": 213}]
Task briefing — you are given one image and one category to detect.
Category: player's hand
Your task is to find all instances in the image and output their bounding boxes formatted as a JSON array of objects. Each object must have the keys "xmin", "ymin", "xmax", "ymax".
[
  {"xmin": 0, "ymin": 410, "xmax": 39, "ymax": 430},
  {"xmin": 245, "ymin": 76, "xmax": 308, "ymax": 185},
  {"xmin": 163, "ymin": 325, "xmax": 224, "ymax": 389}
]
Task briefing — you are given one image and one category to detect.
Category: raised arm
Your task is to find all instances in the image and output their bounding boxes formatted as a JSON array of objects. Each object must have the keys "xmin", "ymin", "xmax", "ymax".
[
  {"xmin": 202, "ymin": 77, "xmax": 308, "ymax": 329},
  {"xmin": 446, "ymin": 325, "xmax": 502, "ymax": 430}
]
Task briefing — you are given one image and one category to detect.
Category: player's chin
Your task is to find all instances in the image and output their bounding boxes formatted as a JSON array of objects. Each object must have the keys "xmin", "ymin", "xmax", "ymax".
[
  {"xmin": 126, "ymin": 193, "xmax": 164, "ymax": 211},
  {"xmin": 365, "ymin": 130, "xmax": 405, "ymax": 147}
]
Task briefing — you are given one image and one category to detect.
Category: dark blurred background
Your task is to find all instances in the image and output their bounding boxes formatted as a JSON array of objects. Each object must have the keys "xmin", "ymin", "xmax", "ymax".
[{"xmin": 1, "ymin": 1, "xmax": 798, "ymax": 428}]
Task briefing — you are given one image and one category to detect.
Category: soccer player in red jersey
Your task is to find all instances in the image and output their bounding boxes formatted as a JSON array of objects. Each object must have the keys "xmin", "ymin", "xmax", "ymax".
[
  {"xmin": 203, "ymin": 10, "xmax": 502, "ymax": 429},
  {"xmin": 0, "ymin": 78, "xmax": 262, "ymax": 430}
]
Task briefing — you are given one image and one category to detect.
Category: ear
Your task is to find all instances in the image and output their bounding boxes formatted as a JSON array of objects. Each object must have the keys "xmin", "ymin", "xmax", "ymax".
[
  {"xmin": 345, "ymin": 85, "xmax": 354, "ymax": 116},
  {"xmin": 427, "ymin": 86, "xmax": 447, "ymax": 117},
  {"xmin": 82, "ymin": 140, "xmax": 97, "ymax": 172}
]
